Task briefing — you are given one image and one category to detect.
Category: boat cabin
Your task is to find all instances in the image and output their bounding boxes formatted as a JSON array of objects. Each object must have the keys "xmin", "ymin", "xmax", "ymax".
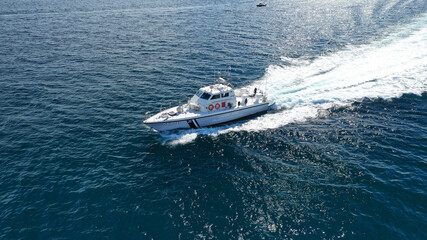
[{"xmin": 188, "ymin": 84, "xmax": 237, "ymax": 112}]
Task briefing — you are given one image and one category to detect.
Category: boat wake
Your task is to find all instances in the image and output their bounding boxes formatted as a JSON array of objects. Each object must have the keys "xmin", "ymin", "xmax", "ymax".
[{"xmin": 162, "ymin": 14, "xmax": 427, "ymax": 145}]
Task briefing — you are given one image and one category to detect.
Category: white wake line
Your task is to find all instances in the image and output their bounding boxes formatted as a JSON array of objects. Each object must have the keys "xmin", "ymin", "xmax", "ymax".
[{"xmin": 162, "ymin": 14, "xmax": 427, "ymax": 145}]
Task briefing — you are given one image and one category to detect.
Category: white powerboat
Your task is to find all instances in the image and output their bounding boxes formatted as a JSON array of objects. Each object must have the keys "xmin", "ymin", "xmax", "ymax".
[{"xmin": 143, "ymin": 78, "xmax": 274, "ymax": 131}]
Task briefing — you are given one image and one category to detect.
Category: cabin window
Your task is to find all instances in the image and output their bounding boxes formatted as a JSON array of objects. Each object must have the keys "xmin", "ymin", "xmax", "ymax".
[
  {"xmin": 196, "ymin": 90, "xmax": 203, "ymax": 97},
  {"xmin": 200, "ymin": 92, "xmax": 211, "ymax": 100},
  {"xmin": 221, "ymin": 92, "xmax": 229, "ymax": 98},
  {"xmin": 211, "ymin": 94, "xmax": 220, "ymax": 100}
]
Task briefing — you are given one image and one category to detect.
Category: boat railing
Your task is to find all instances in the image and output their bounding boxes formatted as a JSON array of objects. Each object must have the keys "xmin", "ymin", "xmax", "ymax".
[
  {"xmin": 146, "ymin": 101, "xmax": 185, "ymax": 120},
  {"xmin": 145, "ymin": 111, "xmax": 152, "ymax": 120}
]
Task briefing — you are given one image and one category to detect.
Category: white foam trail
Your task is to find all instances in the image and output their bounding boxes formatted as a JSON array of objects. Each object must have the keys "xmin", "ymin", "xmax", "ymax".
[
  {"xmin": 164, "ymin": 14, "xmax": 427, "ymax": 144},
  {"xmin": 168, "ymin": 132, "xmax": 198, "ymax": 145}
]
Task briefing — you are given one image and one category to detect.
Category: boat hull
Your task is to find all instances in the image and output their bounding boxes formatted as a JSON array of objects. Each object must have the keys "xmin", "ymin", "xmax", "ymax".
[{"xmin": 144, "ymin": 103, "xmax": 269, "ymax": 131}]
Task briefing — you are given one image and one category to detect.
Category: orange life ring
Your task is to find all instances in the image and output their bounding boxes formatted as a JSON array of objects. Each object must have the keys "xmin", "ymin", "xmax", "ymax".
[
  {"xmin": 215, "ymin": 103, "xmax": 220, "ymax": 109},
  {"xmin": 208, "ymin": 104, "xmax": 214, "ymax": 111}
]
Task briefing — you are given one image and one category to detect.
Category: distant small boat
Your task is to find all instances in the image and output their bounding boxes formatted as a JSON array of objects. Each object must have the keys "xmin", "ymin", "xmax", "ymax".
[{"xmin": 257, "ymin": 3, "xmax": 267, "ymax": 7}]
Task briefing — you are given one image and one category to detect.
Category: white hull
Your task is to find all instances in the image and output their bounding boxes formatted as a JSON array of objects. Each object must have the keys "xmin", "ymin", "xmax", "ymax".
[{"xmin": 144, "ymin": 103, "xmax": 269, "ymax": 131}]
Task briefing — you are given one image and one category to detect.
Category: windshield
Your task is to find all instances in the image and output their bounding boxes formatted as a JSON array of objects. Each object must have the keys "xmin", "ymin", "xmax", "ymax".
[
  {"xmin": 211, "ymin": 94, "xmax": 220, "ymax": 100},
  {"xmin": 200, "ymin": 92, "xmax": 211, "ymax": 100},
  {"xmin": 195, "ymin": 90, "xmax": 203, "ymax": 97}
]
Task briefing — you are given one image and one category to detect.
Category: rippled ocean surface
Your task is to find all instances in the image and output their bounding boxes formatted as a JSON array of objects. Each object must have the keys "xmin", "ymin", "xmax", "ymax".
[{"xmin": 1, "ymin": 0, "xmax": 426, "ymax": 239}]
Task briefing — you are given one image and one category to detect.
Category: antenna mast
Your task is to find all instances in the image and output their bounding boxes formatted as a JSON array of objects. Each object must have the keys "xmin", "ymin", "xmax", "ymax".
[{"xmin": 226, "ymin": 64, "xmax": 231, "ymax": 82}]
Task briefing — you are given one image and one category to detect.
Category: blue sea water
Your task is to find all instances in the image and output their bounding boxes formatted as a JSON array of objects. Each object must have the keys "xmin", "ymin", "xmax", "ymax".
[{"xmin": 0, "ymin": 0, "xmax": 426, "ymax": 239}]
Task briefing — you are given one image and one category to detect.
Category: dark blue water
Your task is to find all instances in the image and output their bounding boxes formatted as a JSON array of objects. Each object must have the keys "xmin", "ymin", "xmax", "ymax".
[{"xmin": 1, "ymin": 0, "xmax": 426, "ymax": 239}]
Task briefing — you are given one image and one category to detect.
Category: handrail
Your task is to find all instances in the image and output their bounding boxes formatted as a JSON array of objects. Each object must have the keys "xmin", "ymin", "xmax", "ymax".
[{"xmin": 145, "ymin": 111, "xmax": 152, "ymax": 120}]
